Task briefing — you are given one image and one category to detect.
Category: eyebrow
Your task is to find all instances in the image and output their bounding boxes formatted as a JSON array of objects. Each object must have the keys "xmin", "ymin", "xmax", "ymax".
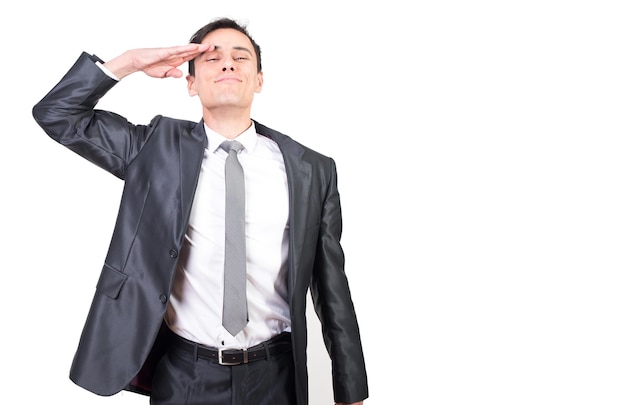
[{"xmin": 212, "ymin": 45, "xmax": 253, "ymax": 55}]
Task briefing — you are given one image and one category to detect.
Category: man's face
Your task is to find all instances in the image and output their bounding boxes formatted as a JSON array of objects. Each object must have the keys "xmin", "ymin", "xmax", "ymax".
[{"xmin": 187, "ymin": 28, "xmax": 263, "ymax": 111}]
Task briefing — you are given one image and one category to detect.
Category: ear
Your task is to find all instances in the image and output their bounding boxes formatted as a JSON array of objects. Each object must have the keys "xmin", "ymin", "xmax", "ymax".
[
  {"xmin": 186, "ymin": 75, "xmax": 197, "ymax": 97},
  {"xmin": 255, "ymin": 71, "xmax": 264, "ymax": 94}
]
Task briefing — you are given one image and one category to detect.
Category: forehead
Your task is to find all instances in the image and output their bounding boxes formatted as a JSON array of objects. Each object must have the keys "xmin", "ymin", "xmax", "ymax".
[{"xmin": 200, "ymin": 28, "xmax": 253, "ymax": 50}]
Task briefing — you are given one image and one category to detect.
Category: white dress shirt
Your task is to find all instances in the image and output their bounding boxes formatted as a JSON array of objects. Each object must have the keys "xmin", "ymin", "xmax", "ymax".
[{"xmin": 164, "ymin": 122, "xmax": 291, "ymax": 349}]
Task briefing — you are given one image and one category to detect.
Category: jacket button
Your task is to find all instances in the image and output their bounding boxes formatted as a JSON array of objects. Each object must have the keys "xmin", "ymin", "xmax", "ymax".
[
  {"xmin": 159, "ymin": 294, "xmax": 168, "ymax": 304},
  {"xmin": 169, "ymin": 249, "xmax": 178, "ymax": 258}
]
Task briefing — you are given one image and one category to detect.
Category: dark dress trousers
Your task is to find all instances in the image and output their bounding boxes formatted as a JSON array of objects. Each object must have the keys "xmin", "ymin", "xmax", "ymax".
[{"xmin": 32, "ymin": 52, "xmax": 368, "ymax": 405}]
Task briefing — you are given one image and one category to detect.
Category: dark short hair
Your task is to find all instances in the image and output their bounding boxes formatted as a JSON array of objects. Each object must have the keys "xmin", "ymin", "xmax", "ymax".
[{"xmin": 188, "ymin": 17, "xmax": 262, "ymax": 75}]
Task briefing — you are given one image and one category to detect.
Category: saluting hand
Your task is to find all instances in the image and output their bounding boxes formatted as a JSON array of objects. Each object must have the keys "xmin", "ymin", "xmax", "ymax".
[{"xmin": 103, "ymin": 43, "xmax": 212, "ymax": 80}]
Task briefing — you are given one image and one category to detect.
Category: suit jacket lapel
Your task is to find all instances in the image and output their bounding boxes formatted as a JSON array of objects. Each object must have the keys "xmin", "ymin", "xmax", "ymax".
[
  {"xmin": 178, "ymin": 121, "xmax": 207, "ymax": 240},
  {"xmin": 254, "ymin": 122, "xmax": 312, "ymax": 299},
  {"xmin": 281, "ymin": 141, "xmax": 312, "ymax": 301}
]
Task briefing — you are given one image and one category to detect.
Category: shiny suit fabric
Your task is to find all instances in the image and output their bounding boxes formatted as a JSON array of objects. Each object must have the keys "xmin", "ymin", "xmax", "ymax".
[{"xmin": 32, "ymin": 52, "xmax": 368, "ymax": 405}]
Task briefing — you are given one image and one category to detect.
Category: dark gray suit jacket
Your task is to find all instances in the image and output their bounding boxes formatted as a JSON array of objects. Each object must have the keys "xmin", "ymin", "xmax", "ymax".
[{"xmin": 32, "ymin": 52, "xmax": 368, "ymax": 405}]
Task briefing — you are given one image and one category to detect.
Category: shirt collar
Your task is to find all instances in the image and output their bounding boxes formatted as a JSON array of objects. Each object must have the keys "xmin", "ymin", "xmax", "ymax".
[{"xmin": 205, "ymin": 121, "xmax": 258, "ymax": 154}]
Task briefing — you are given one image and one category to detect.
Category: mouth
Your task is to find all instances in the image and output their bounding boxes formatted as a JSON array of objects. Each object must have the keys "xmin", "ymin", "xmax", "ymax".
[{"xmin": 215, "ymin": 76, "xmax": 242, "ymax": 83}]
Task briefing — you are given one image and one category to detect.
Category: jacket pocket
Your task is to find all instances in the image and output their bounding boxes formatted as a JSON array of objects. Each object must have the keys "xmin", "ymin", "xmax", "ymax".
[{"xmin": 96, "ymin": 264, "xmax": 128, "ymax": 299}]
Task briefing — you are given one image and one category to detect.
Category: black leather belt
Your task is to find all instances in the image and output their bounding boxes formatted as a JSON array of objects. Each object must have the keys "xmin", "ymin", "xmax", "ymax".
[{"xmin": 170, "ymin": 332, "xmax": 292, "ymax": 366}]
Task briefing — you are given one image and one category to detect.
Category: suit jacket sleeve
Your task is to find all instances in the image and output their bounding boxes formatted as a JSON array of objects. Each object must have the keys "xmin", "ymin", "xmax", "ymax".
[
  {"xmin": 309, "ymin": 157, "xmax": 369, "ymax": 403},
  {"xmin": 32, "ymin": 52, "xmax": 157, "ymax": 179}
]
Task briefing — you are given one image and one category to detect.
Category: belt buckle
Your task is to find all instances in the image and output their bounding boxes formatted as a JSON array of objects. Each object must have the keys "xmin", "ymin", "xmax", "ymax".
[{"xmin": 218, "ymin": 347, "xmax": 248, "ymax": 366}]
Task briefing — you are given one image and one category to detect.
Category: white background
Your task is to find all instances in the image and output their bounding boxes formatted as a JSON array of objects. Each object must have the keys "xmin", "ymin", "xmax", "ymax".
[{"xmin": 2, "ymin": 1, "xmax": 626, "ymax": 404}]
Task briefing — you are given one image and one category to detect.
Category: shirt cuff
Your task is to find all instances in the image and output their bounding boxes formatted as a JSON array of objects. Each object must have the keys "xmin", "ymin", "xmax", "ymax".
[{"xmin": 95, "ymin": 60, "xmax": 120, "ymax": 81}]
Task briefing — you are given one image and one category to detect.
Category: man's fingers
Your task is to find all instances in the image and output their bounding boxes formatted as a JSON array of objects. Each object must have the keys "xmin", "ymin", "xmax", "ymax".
[{"xmin": 167, "ymin": 43, "xmax": 212, "ymax": 59}]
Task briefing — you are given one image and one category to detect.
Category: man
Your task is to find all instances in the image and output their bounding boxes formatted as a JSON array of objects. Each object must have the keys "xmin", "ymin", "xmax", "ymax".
[{"xmin": 32, "ymin": 17, "xmax": 368, "ymax": 405}]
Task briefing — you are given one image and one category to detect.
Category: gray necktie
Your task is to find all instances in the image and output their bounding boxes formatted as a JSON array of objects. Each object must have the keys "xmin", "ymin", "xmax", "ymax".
[{"xmin": 220, "ymin": 140, "xmax": 248, "ymax": 335}]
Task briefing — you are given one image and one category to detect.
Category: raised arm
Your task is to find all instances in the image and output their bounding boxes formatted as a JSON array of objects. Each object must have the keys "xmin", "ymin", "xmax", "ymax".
[{"xmin": 32, "ymin": 42, "xmax": 207, "ymax": 180}]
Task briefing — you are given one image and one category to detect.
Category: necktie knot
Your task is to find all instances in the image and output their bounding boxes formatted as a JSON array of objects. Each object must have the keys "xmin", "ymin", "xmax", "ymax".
[{"xmin": 220, "ymin": 140, "xmax": 244, "ymax": 154}]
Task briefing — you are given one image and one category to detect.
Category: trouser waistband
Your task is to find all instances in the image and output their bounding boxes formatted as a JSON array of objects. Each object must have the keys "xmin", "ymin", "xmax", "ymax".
[{"xmin": 170, "ymin": 332, "xmax": 292, "ymax": 366}]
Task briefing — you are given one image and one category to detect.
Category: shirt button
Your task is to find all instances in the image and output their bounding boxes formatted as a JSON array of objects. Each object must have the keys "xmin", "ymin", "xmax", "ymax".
[
  {"xmin": 169, "ymin": 249, "xmax": 178, "ymax": 258},
  {"xmin": 159, "ymin": 294, "xmax": 168, "ymax": 304}
]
